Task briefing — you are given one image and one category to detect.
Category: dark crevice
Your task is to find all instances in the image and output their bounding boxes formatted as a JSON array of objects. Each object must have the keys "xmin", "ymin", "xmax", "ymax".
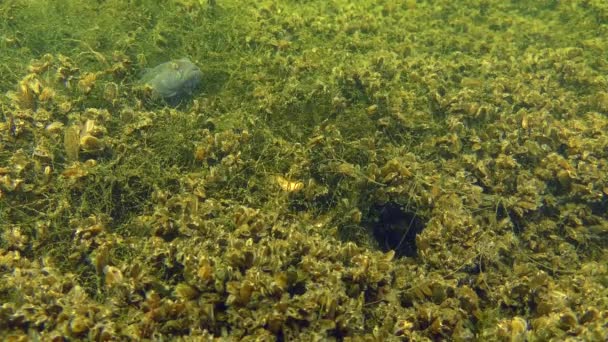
[{"xmin": 368, "ymin": 202, "xmax": 425, "ymax": 258}]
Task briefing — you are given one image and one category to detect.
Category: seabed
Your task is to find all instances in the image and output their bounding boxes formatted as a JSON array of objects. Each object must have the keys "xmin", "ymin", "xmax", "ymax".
[{"xmin": 0, "ymin": 1, "xmax": 607, "ymax": 340}]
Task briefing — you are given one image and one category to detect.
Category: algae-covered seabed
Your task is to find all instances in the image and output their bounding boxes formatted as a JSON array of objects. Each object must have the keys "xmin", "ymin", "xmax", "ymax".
[{"xmin": 1, "ymin": 0, "xmax": 607, "ymax": 340}]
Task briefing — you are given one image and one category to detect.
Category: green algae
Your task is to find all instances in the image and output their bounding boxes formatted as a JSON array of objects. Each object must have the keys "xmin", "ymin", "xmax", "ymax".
[{"xmin": 0, "ymin": 0, "xmax": 607, "ymax": 340}]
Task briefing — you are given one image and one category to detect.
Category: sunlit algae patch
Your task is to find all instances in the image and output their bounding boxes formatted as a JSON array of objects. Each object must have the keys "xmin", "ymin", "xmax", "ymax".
[{"xmin": 140, "ymin": 58, "xmax": 203, "ymax": 105}]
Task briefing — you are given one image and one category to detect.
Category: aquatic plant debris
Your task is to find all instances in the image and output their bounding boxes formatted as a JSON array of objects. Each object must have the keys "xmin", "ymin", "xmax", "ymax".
[{"xmin": 139, "ymin": 58, "xmax": 203, "ymax": 105}]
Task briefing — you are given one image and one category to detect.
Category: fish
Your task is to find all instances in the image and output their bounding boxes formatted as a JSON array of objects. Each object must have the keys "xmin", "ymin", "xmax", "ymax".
[{"xmin": 140, "ymin": 58, "xmax": 203, "ymax": 105}]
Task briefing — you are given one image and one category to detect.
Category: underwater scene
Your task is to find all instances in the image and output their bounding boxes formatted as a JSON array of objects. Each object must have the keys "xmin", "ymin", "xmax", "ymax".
[{"xmin": 0, "ymin": 0, "xmax": 607, "ymax": 340}]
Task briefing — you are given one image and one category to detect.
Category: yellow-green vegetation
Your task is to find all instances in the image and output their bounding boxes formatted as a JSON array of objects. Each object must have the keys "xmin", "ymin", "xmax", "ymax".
[{"xmin": 1, "ymin": 0, "xmax": 607, "ymax": 340}]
